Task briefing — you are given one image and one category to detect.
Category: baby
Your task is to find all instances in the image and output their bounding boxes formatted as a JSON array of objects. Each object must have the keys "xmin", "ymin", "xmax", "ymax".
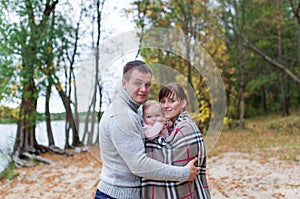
[{"xmin": 142, "ymin": 100, "xmax": 172, "ymax": 141}]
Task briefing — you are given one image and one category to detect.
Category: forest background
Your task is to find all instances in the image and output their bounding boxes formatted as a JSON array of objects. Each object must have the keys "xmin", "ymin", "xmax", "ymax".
[{"xmin": 0, "ymin": 0, "xmax": 299, "ymax": 176}]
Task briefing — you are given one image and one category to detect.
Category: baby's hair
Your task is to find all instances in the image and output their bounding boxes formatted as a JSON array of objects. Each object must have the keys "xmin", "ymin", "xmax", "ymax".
[{"xmin": 142, "ymin": 100, "xmax": 161, "ymax": 114}]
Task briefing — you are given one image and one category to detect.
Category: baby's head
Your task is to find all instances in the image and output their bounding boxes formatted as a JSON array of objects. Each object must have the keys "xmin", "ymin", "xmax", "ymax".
[{"xmin": 142, "ymin": 100, "xmax": 163, "ymax": 126}]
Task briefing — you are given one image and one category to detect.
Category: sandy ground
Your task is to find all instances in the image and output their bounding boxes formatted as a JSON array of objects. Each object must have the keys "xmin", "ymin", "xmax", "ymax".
[
  {"xmin": 207, "ymin": 152, "xmax": 300, "ymax": 199},
  {"xmin": 0, "ymin": 147, "xmax": 299, "ymax": 199}
]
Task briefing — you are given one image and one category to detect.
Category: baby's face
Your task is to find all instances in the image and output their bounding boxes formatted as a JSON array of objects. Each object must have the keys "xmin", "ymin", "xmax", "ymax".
[{"xmin": 143, "ymin": 105, "xmax": 163, "ymax": 125}]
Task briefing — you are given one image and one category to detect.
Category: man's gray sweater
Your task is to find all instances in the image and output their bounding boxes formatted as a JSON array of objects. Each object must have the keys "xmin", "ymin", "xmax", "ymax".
[{"xmin": 97, "ymin": 88, "xmax": 190, "ymax": 198}]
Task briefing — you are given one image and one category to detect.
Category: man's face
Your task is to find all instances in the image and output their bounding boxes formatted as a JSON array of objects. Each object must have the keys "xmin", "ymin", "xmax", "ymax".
[{"xmin": 122, "ymin": 70, "xmax": 152, "ymax": 104}]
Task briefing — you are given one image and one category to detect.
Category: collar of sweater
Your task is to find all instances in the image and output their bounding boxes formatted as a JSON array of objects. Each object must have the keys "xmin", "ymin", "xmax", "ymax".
[{"xmin": 119, "ymin": 87, "xmax": 141, "ymax": 112}]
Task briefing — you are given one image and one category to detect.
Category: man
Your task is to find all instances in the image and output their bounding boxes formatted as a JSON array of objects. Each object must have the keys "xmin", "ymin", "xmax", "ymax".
[{"xmin": 95, "ymin": 60, "xmax": 200, "ymax": 199}]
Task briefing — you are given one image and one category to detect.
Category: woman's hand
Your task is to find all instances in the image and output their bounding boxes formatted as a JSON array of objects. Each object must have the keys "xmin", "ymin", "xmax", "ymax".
[
  {"xmin": 185, "ymin": 157, "xmax": 200, "ymax": 181},
  {"xmin": 163, "ymin": 119, "xmax": 173, "ymax": 128}
]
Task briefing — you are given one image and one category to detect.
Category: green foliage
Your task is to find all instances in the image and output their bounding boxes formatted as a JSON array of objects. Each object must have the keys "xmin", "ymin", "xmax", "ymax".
[
  {"xmin": 246, "ymin": 75, "xmax": 276, "ymax": 93},
  {"xmin": 0, "ymin": 161, "xmax": 18, "ymax": 180},
  {"xmin": 0, "ymin": 147, "xmax": 17, "ymax": 180},
  {"xmin": 0, "ymin": 106, "xmax": 19, "ymax": 123},
  {"xmin": 0, "ymin": 0, "xmax": 77, "ymax": 110}
]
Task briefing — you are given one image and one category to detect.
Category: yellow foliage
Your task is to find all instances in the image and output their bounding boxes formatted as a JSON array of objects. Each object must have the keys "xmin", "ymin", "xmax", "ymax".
[
  {"xmin": 48, "ymin": 64, "xmax": 54, "ymax": 70},
  {"xmin": 17, "ymin": 62, "xmax": 23, "ymax": 70},
  {"xmin": 11, "ymin": 108, "xmax": 19, "ymax": 119},
  {"xmin": 10, "ymin": 85, "xmax": 17, "ymax": 92},
  {"xmin": 0, "ymin": 106, "xmax": 19, "ymax": 122},
  {"xmin": 48, "ymin": 47, "xmax": 52, "ymax": 54},
  {"xmin": 190, "ymin": 100, "xmax": 211, "ymax": 132},
  {"xmin": 223, "ymin": 116, "xmax": 233, "ymax": 126},
  {"xmin": 199, "ymin": 100, "xmax": 210, "ymax": 123},
  {"xmin": 175, "ymin": 23, "xmax": 182, "ymax": 31}
]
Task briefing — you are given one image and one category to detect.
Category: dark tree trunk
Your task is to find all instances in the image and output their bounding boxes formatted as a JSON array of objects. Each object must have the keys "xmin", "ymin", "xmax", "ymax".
[
  {"xmin": 53, "ymin": 81, "xmax": 82, "ymax": 148},
  {"xmin": 261, "ymin": 86, "xmax": 268, "ymax": 114},
  {"xmin": 95, "ymin": 82, "xmax": 103, "ymax": 145},
  {"xmin": 45, "ymin": 82, "xmax": 55, "ymax": 146},
  {"xmin": 279, "ymin": 74, "xmax": 289, "ymax": 116},
  {"xmin": 239, "ymin": 71, "xmax": 245, "ymax": 129},
  {"xmin": 277, "ymin": 0, "xmax": 289, "ymax": 116},
  {"xmin": 235, "ymin": 90, "xmax": 241, "ymax": 121},
  {"xmin": 13, "ymin": 77, "xmax": 42, "ymax": 166},
  {"xmin": 83, "ymin": 0, "xmax": 106, "ymax": 146}
]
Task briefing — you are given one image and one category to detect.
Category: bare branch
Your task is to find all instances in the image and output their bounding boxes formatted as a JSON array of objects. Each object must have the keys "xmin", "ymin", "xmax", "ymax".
[{"xmin": 243, "ymin": 37, "xmax": 300, "ymax": 84}]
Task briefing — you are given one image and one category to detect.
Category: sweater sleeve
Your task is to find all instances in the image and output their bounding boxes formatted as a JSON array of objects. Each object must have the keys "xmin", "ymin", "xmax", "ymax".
[{"xmin": 109, "ymin": 113, "xmax": 190, "ymax": 182}]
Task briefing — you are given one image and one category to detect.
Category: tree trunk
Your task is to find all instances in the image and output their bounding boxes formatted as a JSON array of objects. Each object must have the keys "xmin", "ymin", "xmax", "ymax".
[
  {"xmin": 261, "ymin": 86, "xmax": 268, "ymax": 114},
  {"xmin": 291, "ymin": 0, "xmax": 300, "ymax": 105},
  {"xmin": 82, "ymin": 108, "xmax": 91, "ymax": 144},
  {"xmin": 235, "ymin": 90, "xmax": 241, "ymax": 122},
  {"xmin": 237, "ymin": 38, "xmax": 246, "ymax": 129},
  {"xmin": 239, "ymin": 70, "xmax": 245, "ymax": 129},
  {"xmin": 13, "ymin": 76, "xmax": 41, "ymax": 166},
  {"xmin": 277, "ymin": 0, "xmax": 289, "ymax": 116},
  {"xmin": 95, "ymin": 82, "xmax": 103, "ymax": 145},
  {"xmin": 45, "ymin": 82, "xmax": 55, "ymax": 146},
  {"xmin": 185, "ymin": 36, "xmax": 196, "ymax": 112},
  {"xmin": 83, "ymin": 0, "xmax": 106, "ymax": 145},
  {"xmin": 298, "ymin": 87, "xmax": 300, "ymax": 106},
  {"xmin": 279, "ymin": 73, "xmax": 289, "ymax": 116},
  {"xmin": 288, "ymin": 0, "xmax": 300, "ymax": 63},
  {"xmin": 53, "ymin": 80, "xmax": 82, "ymax": 148}
]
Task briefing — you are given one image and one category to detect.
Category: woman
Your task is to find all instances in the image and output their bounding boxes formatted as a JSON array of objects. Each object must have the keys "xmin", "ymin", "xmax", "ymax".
[{"xmin": 142, "ymin": 82, "xmax": 211, "ymax": 199}]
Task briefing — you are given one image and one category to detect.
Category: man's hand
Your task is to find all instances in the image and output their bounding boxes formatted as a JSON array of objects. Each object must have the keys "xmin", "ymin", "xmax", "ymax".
[{"xmin": 185, "ymin": 157, "xmax": 200, "ymax": 181}]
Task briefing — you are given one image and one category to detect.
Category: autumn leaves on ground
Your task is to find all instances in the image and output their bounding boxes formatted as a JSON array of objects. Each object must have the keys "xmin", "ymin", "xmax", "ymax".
[
  {"xmin": 0, "ymin": 146, "xmax": 102, "ymax": 199},
  {"xmin": 1, "ymin": 112, "xmax": 299, "ymax": 199}
]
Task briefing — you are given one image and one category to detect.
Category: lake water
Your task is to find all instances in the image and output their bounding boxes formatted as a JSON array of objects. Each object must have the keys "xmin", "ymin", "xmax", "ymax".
[{"xmin": 0, "ymin": 121, "xmax": 95, "ymax": 172}]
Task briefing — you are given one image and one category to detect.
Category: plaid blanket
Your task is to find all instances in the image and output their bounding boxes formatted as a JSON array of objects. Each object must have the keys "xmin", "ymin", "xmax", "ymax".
[{"xmin": 141, "ymin": 112, "xmax": 211, "ymax": 199}]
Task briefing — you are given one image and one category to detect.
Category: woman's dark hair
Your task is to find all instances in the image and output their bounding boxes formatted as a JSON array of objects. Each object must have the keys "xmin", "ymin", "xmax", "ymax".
[{"xmin": 159, "ymin": 83, "xmax": 188, "ymax": 102}]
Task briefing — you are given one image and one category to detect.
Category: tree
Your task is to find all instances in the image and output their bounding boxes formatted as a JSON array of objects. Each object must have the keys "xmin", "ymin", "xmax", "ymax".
[
  {"xmin": 129, "ymin": 0, "xmax": 215, "ymax": 131},
  {"xmin": 129, "ymin": 0, "xmax": 300, "ymax": 129},
  {"xmin": 0, "ymin": 0, "xmax": 83, "ymax": 166},
  {"xmin": 82, "ymin": 0, "xmax": 106, "ymax": 146},
  {"xmin": 288, "ymin": 0, "xmax": 300, "ymax": 105},
  {"xmin": 214, "ymin": 0, "xmax": 300, "ymax": 123},
  {"xmin": 12, "ymin": 0, "xmax": 60, "ymax": 166},
  {"xmin": 219, "ymin": 0, "xmax": 247, "ymax": 128}
]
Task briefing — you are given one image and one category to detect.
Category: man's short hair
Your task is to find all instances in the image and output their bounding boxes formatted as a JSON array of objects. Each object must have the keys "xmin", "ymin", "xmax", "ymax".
[{"xmin": 123, "ymin": 60, "xmax": 152, "ymax": 81}]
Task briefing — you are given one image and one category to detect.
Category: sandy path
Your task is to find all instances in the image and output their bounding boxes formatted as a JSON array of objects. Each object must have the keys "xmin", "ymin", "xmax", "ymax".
[
  {"xmin": 0, "ymin": 147, "xmax": 102, "ymax": 199},
  {"xmin": 1, "ymin": 147, "xmax": 299, "ymax": 199},
  {"xmin": 207, "ymin": 152, "xmax": 300, "ymax": 199}
]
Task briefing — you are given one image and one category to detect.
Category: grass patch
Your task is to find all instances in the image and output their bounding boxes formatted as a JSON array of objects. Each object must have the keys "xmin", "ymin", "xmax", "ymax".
[
  {"xmin": 208, "ymin": 112, "xmax": 300, "ymax": 161},
  {"xmin": 0, "ymin": 162, "xmax": 18, "ymax": 180}
]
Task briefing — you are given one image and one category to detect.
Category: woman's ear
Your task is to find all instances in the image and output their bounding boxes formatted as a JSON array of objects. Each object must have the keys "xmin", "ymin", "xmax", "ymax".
[{"xmin": 181, "ymin": 99, "xmax": 187, "ymax": 109}]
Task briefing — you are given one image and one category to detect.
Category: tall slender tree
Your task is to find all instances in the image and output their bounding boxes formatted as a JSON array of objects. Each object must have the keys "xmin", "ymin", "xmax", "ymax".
[{"xmin": 82, "ymin": 0, "xmax": 106, "ymax": 146}]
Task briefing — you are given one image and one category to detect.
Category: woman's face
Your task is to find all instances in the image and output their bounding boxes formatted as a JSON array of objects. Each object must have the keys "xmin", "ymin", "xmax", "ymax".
[{"xmin": 159, "ymin": 93, "xmax": 187, "ymax": 122}]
